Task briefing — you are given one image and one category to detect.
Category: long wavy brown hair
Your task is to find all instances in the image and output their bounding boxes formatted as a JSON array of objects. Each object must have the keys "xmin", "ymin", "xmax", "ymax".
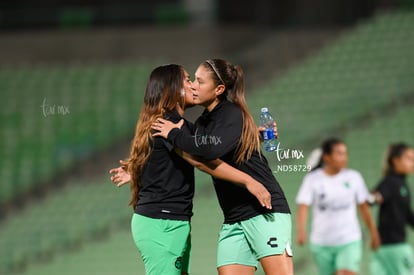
[
  {"xmin": 203, "ymin": 59, "xmax": 261, "ymax": 164},
  {"xmin": 126, "ymin": 64, "xmax": 185, "ymax": 207}
]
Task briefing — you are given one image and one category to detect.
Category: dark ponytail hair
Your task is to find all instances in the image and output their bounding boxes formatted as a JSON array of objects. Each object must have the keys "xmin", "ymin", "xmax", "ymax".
[
  {"xmin": 202, "ymin": 59, "xmax": 261, "ymax": 164},
  {"xmin": 383, "ymin": 142, "xmax": 411, "ymax": 175},
  {"xmin": 312, "ymin": 137, "xmax": 344, "ymax": 171}
]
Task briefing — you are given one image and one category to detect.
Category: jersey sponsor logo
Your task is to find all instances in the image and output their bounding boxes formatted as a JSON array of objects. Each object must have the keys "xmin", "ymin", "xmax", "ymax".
[
  {"xmin": 267, "ymin": 237, "xmax": 278, "ymax": 248},
  {"xmin": 318, "ymin": 193, "xmax": 327, "ymax": 211},
  {"xmin": 175, "ymin": 256, "xmax": 182, "ymax": 269},
  {"xmin": 316, "ymin": 192, "xmax": 350, "ymax": 212},
  {"xmin": 318, "ymin": 204, "xmax": 327, "ymax": 211}
]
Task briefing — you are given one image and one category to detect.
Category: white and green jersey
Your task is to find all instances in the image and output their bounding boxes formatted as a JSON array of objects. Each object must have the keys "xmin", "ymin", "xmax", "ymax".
[{"xmin": 296, "ymin": 168, "xmax": 369, "ymax": 246}]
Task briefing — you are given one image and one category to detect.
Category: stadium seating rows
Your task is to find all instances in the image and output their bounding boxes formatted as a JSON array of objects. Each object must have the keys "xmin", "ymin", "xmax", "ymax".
[
  {"xmin": 0, "ymin": 179, "xmax": 131, "ymax": 274},
  {"xmin": 0, "ymin": 63, "xmax": 154, "ymax": 202},
  {"xmin": 250, "ymin": 10, "xmax": 414, "ymax": 149}
]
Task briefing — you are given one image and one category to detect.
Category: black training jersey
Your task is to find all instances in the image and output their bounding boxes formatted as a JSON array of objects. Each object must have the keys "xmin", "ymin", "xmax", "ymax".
[
  {"xmin": 167, "ymin": 99, "xmax": 290, "ymax": 224},
  {"xmin": 375, "ymin": 172, "xmax": 414, "ymax": 244},
  {"xmin": 135, "ymin": 111, "xmax": 195, "ymax": 221}
]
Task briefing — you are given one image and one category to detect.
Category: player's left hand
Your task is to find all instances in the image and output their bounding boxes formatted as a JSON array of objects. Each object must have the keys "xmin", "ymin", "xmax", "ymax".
[
  {"xmin": 109, "ymin": 160, "xmax": 131, "ymax": 187},
  {"xmin": 152, "ymin": 118, "xmax": 184, "ymax": 138},
  {"xmin": 258, "ymin": 121, "xmax": 278, "ymax": 140}
]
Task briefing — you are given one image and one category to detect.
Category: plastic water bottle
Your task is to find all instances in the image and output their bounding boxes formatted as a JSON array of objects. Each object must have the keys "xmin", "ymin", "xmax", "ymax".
[{"xmin": 260, "ymin": 107, "xmax": 278, "ymax": 152}]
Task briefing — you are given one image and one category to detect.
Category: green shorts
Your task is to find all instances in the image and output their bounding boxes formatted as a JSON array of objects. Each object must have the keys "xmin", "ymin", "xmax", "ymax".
[
  {"xmin": 131, "ymin": 214, "xmax": 191, "ymax": 275},
  {"xmin": 217, "ymin": 213, "xmax": 293, "ymax": 268},
  {"xmin": 370, "ymin": 243, "xmax": 414, "ymax": 275},
  {"xmin": 310, "ymin": 240, "xmax": 362, "ymax": 275}
]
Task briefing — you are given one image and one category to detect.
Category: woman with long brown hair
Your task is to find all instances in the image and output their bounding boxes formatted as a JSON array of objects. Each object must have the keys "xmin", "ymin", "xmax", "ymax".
[
  {"xmin": 111, "ymin": 63, "xmax": 273, "ymax": 275},
  {"xmin": 152, "ymin": 59, "xmax": 293, "ymax": 275},
  {"xmin": 126, "ymin": 64, "xmax": 194, "ymax": 275}
]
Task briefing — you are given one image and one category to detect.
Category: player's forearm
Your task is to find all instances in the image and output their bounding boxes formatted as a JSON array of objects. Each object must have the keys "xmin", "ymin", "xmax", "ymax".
[
  {"xmin": 296, "ymin": 204, "xmax": 308, "ymax": 234},
  {"xmin": 359, "ymin": 203, "xmax": 377, "ymax": 234},
  {"xmin": 181, "ymin": 151, "xmax": 252, "ymax": 186},
  {"xmin": 178, "ymin": 149, "xmax": 258, "ymax": 187}
]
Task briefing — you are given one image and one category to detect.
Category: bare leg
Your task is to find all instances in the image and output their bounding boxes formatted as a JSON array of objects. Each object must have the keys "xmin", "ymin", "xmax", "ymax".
[
  {"xmin": 335, "ymin": 270, "xmax": 356, "ymax": 275},
  {"xmin": 218, "ymin": 264, "xmax": 256, "ymax": 275},
  {"xmin": 260, "ymin": 251, "xmax": 293, "ymax": 275}
]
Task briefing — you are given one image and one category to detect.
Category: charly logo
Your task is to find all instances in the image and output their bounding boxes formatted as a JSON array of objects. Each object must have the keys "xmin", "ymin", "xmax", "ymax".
[
  {"xmin": 192, "ymin": 128, "xmax": 222, "ymax": 147},
  {"xmin": 267, "ymin": 237, "xmax": 278, "ymax": 248}
]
